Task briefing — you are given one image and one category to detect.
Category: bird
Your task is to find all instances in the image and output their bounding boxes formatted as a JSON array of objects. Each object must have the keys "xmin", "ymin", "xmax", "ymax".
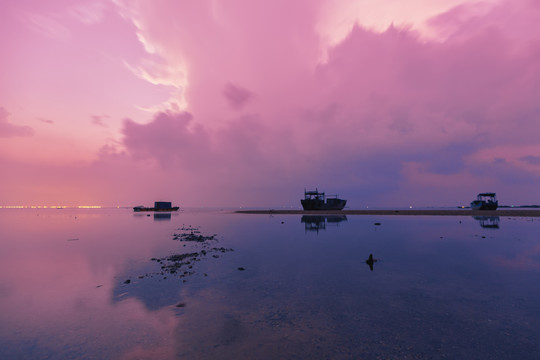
[{"xmin": 365, "ymin": 253, "xmax": 378, "ymax": 271}]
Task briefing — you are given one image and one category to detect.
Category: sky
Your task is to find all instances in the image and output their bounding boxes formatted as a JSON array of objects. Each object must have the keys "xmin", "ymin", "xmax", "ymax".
[{"xmin": 1, "ymin": 0, "xmax": 540, "ymax": 208}]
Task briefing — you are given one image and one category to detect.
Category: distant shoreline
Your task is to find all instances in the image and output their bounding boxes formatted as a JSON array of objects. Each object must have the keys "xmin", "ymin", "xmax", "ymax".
[{"xmin": 236, "ymin": 209, "xmax": 540, "ymax": 217}]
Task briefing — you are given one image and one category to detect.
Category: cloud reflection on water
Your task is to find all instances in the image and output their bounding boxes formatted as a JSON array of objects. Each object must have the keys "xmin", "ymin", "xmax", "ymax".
[{"xmin": 1, "ymin": 209, "xmax": 540, "ymax": 359}]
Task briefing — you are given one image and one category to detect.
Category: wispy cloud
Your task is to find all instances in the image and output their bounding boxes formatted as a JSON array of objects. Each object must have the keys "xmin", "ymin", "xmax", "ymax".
[
  {"xmin": 91, "ymin": 115, "xmax": 110, "ymax": 127},
  {"xmin": 222, "ymin": 83, "xmax": 254, "ymax": 110},
  {"xmin": 0, "ymin": 107, "xmax": 34, "ymax": 138},
  {"xmin": 38, "ymin": 118, "xmax": 54, "ymax": 125},
  {"xmin": 69, "ymin": 2, "xmax": 107, "ymax": 25},
  {"xmin": 24, "ymin": 13, "xmax": 71, "ymax": 41}
]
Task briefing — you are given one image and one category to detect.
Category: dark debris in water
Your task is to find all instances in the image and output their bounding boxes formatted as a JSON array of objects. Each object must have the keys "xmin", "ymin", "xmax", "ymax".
[
  {"xmin": 172, "ymin": 225, "xmax": 217, "ymax": 242},
  {"xmin": 123, "ymin": 226, "xmax": 233, "ymax": 284},
  {"xmin": 173, "ymin": 232, "xmax": 217, "ymax": 242}
]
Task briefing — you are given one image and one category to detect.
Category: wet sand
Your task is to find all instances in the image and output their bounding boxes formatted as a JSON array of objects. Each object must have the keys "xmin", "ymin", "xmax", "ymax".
[{"xmin": 236, "ymin": 209, "xmax": 540, "ymax": 217}]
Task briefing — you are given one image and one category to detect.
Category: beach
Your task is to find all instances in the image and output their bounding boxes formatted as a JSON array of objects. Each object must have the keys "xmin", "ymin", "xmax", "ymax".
[{"xmin": 236, "ymin": 209, "xmax": 540, "ymax": 217}]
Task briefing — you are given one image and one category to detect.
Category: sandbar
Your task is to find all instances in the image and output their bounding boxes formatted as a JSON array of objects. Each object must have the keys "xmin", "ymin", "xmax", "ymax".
[{"xmin": 236, "ymin": 209, "xmax": 540, "ymax": 217}]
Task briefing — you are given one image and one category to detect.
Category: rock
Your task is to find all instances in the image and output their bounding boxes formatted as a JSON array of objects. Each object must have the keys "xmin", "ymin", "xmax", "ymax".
[
  {"xmin": 365, "ymin": 254, "xmax": 377, "ymax": 271},
  {"xmin": 124, "ymin": 279, "xmax": 131, "ymax": 284}
]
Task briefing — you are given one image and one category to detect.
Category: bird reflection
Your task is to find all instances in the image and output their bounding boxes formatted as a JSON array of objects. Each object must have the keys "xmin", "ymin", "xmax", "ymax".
[{"xmin": 365, "ymin": 253, "xmax": 378, "ymax": 271}]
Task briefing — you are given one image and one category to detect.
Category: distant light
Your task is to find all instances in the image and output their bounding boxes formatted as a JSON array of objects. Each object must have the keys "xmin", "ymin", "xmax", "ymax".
[
  {"xmin": 1, "ymin": 205, "xmax": 104, "ymax": 208},
  {"xmin": 409, "ymin": 206, "xmax": 413, "ymax": 209}
]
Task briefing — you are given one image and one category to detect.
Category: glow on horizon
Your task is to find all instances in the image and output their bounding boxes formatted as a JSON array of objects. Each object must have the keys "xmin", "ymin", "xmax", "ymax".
[{"xmin": 0, "ymin": 205, "xmax": 104, "ymax": 209}]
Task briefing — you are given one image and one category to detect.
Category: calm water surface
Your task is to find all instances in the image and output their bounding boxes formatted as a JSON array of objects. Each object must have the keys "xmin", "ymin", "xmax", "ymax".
[{"xmin": 0, "ymin": 208, "xmax": 539, "ymax": 359}]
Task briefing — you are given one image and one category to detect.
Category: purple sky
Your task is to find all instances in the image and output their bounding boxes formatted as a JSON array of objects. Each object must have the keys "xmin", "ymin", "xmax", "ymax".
[{"xmin": 1, "ymin": 0, "xmax": 539, "ymax": 207}]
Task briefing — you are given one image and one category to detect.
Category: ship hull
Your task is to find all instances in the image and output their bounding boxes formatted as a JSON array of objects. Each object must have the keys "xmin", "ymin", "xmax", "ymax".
[
  {"xmin": 133, "ymin": 207, "xmax": 179, "ymax": 212},
  {"xmin": 470, "ymin": 201, "xmax": 498, "ymax": 210},
  {"xmin": 301, "ymin": 199, "xmax": 347, "ymax": 211}
]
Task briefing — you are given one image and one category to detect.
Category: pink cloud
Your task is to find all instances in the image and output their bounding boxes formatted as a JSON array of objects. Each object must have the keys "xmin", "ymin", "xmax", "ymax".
[
  {"xmin": 2, "ymin": 0, "xmax": 540, "ymax": 207},
  {"xmin": 0, "ymin": 107, "xmax": 34, "ymax": 138},
  {"xmin": 69, "ymin": 1, "xmax": 107, "ymax": 25},
  {"xmin": 110, "ymin": 0, "xmax": 540, "ymax": 206},
  {"xmin": 222, "ymin": 83, "xmax": 254, "ymax": 110},
  {"xmin": 24, "ymin": 12, "xmax": 71, "ymax": 42},
  {"xmin": 91, "ymin": 115, "xmax": 109, "ymax": 127},
  {"xmin": 38, "ymin": 118, "xmax": 54, "ymax": 124}
]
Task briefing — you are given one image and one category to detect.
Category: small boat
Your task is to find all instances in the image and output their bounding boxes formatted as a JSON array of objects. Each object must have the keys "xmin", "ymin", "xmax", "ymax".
[
  {"xmin": 470, "ymin": 193, "xmax": 498, "ymax": 210},
  {"xmin": 301, "ymin": 189, "xmax": 347, "ymax": 211},
  {"xmin": 133, "ymin": 201, "xmax": 179, "ymax": 212}
]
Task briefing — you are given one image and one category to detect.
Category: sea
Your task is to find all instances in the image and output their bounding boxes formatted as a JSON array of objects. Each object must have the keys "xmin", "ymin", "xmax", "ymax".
[{"xmin": 0, "ymin": 207, "xmax": 539, "ymax": 359}]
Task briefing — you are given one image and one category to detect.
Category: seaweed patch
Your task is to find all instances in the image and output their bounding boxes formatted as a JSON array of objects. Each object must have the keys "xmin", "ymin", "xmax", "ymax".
[{"xmin": 123, "ymin": 226, "xmax": 233, "ymax": 283}]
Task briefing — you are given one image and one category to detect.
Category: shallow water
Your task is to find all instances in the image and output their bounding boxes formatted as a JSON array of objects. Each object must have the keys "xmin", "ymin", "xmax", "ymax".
[{"xmin": 0, "ymin": 208, "xmax": 539, "ymax": 359}]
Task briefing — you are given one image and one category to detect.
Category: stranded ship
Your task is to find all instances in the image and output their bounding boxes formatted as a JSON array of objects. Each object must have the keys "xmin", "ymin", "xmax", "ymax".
[
  {"xmin": 470, "ymin": 193, "xmax": 498, "ymax": 210},
  {"xmin": 301, "ymin": 189, "xmax": 347, "ymax": 211},
  {"xmin": 133, "ymin": 201, "xmax": 179, "ymax": 212}
]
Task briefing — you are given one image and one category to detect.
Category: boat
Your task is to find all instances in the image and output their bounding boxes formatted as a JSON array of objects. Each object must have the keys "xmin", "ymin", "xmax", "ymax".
[
  {"xmin": 133, "ymin": 201, "xmax": 179, "ymax": 212},
  {"xmin": 470, "ymin": 193, "xmax": 498, "ymax": 210},
  {"xmin": 301, "ymin": 189, "xmax": 347, "ymax": 211}
]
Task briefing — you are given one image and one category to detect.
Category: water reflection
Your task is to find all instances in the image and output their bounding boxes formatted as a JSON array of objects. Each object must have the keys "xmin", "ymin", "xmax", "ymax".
[
  {"xmin": 113, "ymin": 226, "xmax": 232, "ymax": 311},
  {"xmin": 2, "ymin": 209, "xmax": 540, "ymax": 359},
  {"xmin": 301, "ymin": 215, "xmax": 347, "ymax": 233},
  {"xmin": 113, "ymin": 276, "xmax": 184, "ymax": 311},
  {"xmin": 154, "ymin": 212, "xmax": 172, "ymax": 221},
  {"xmin": 473, "ymin": 216, "xmax": 500, "ymax": 229},
  {"xmin": 132, "ymin": 212, "xmax": 175, "ymax": 221}
]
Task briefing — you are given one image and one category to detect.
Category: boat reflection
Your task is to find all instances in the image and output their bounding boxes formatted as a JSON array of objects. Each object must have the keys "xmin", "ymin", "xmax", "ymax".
[
  {"xmin": 154, "ymin": 213, "xmax": 172, "ymax": 221},
  {"xmin": 473, "ymin": 216, "xmax": 500, "ymax": 229},
  {"xmin": 301, "ymin": 215, "xmax": 347, "ymax": 233},
  {"xmin": 133, "ymin": 212, "xmax": 173, "ymax": 221}
]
